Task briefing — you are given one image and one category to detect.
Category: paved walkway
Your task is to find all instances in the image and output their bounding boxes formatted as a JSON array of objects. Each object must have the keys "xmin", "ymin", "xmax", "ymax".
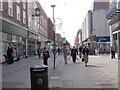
[
  {"xmin": 2, "ymin": 54, "xmax": 119, "ymax": 89},
  {"xmin": 49, "ymin": 55, "xmax": 118, "ymax": 89}
]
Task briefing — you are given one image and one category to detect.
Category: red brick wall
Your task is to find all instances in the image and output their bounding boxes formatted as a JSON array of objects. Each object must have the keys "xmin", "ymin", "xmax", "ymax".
[
  {"xmin": 2, "ymin": 2, "xmax": 28, "ymax": 28},
  {"xmin": 47, "ymin": 18, "xmax": 54, "ymax": 41}
]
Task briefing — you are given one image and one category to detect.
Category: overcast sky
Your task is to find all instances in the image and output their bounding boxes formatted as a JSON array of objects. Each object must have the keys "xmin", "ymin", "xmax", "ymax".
[{"xmin": 39, "ymin": 0, "xmax": 94, "ymax": 46}]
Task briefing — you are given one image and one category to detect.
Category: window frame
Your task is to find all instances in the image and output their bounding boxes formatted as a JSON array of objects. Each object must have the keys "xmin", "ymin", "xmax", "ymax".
[
  {"xmin": 16, "ymin": 5, "xmax": 20, "ymax": 21},
  {"xmin": 8, "ymin": 0, "xmax": 13, "ymax": 17},
  {"xmin": 0, "ymin": 0, "xmax": 3, "ymax": 11},
  {"xmin": 23, "ymin": 10, "xmax": 26, "ymax": 24}
]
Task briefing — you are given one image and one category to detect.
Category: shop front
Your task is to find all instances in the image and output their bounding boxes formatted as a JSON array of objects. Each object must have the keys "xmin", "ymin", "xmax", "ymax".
[
  {"xmin": 96, "ymin": 36, "xmax": 110, "ymax": 54},
  {"xmin": 113, "ymin": 30, "xmax": 120, "ymax": 59},
  {"xmin": 111, "ymin": 21, "xmax": 120, "ymax": 59},
  {"xmin": 28, "ymin": 32, "xmax": 38, "ymax": 56},
  {"xmin": 2, "ymin": 20, "xmax": 27, "ymax": 63}
]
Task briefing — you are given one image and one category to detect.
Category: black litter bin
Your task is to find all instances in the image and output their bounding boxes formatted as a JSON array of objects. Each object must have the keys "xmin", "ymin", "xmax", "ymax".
[{"xmin": 30, "ymin": 65, "xmax": 48, "ymax": 90}]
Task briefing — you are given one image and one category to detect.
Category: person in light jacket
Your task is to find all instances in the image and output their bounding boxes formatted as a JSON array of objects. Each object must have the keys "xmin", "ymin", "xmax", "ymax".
[{"xmin": 82, "ymin": 45, "xmax": 89, "ymax": 67}]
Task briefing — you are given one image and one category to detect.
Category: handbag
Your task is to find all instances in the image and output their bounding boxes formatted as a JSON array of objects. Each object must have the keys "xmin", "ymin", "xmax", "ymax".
[
  {"xmin": 47, "ymin": 53, "xmax": 50, "ymax": 58},
  {"xmin": 82, "ymin": 57, "xmax": 84, "ymax": 62}
]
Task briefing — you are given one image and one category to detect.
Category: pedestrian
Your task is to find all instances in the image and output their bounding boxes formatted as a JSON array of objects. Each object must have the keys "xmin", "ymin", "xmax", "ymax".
[
  {"xmin": 71, "ymin": 46, "xmax": 78, "ymax": 63},
  {"xmin": 82, "ymin": 45, "xmax": 89, "ymax": 67},
  {"xmin": 57, "ymin": 48, "xmax": 61, "ymax": 56},
  {"xmin": 42, "ymin": 47, "xmax": 50, "ymax": 65},
  {"xmin": 79, "ymin": 45, "xmax": 83, "ymax": 58},
  {"xmin": 37, "ymin": 46, "xmax": 42, "ymax": 59},
  {"xmin": 63, "ymin": 46, "xmax": 68, "ymax": 64},
  {"xmin": 111, "ymin": 46, "xmax": 115, "ymax": 59},
  {"xmin": 7, "ymin": 45, "xmax": 14, "ymax": 64},
  {"xmin": 23, "ymin": 49, "xmax": 26, "ymax": 58}
]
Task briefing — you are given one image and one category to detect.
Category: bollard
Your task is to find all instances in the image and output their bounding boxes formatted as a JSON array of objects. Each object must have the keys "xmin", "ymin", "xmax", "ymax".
[{"xmin": 30, "ymin": 65, "xmax": 49, "ymax": 90}]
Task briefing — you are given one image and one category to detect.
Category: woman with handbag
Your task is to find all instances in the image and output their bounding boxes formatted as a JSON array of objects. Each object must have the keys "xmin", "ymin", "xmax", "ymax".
[{"xmin": 43, "ymin": 47, "xmax": 50, "ymax": 65}]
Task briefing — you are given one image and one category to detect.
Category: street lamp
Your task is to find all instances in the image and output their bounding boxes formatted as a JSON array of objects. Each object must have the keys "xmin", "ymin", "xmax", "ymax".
[
  {"xmin": 51, "ymin": 5, "xmax": 56, "ymax": 69},
  {"xmin": 32, "ymin": 7, "xmax": 40, "ymax": 17},
  {"xmin": 55, "ymin": 18, "xmax": 62, "ymax": 37}
]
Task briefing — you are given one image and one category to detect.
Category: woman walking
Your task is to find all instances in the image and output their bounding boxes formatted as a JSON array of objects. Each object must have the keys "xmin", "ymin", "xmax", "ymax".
[
  {"xmin": 82, "ymin": 45, "xmax": 89, "ymax": 67},
  {"xmin": 43, "ymin": 47, "xmax": 50, "ymax": 65},
  {"xmin": 63, "ymin": 46, "xmax": 68, "ymax": 64}
]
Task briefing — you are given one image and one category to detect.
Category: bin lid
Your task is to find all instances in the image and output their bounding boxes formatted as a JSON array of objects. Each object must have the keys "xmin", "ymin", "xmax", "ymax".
[{"xmin": 31, "ymin": 64, "xmax": 48, "ymax": 69}]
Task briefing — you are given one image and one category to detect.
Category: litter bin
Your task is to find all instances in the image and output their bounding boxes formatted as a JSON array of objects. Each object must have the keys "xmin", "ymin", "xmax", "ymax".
[{"xmin": 30, "ymin": 65, "xmax": 48, "ymax": 90}]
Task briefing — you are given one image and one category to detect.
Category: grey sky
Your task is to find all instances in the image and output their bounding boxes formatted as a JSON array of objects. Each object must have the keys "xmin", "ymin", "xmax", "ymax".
[{"xmin": 40, "ymin": 0, "xmax": 94, "ymax": 45}]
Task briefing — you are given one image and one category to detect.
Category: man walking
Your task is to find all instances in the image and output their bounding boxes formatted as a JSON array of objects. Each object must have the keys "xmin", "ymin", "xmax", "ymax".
[
  {"xmin": 71, "ymin": 46, "xmax": 78, "ymax": 63},
  {"xmin": 111, "ymin": 46, "xmax": 115, "ymax": 59}
]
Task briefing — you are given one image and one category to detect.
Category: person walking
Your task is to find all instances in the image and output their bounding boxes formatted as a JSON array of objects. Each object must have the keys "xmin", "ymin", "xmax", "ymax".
[
  {"xmin": 63, "ymin": 46, "xmax": 68, "ymax": 64},
  {"xmin": 57, "ymin": 48, "xmax": 61, "ymax": 56},
  {"xmin": 42, "ymin": 47, "xmax": 50, "ymax": 65},
  {"xmin": 82, "ymin": 45, "xmax": 89, "ymax": 67},
  {"xmin": 111, "ymin": 46, "xmax": 115, "ymax": 59},
  {"xmin": 37, "ymin": 46, "xmax": 42, "ymax": 59},
  {"xmin": 71, "ymin": 46, "xmax": 78, "ymax": 63},
  {"xmin": 79, "ymin": 45, "xmax": 83, "ymax": 58},
  {"xmin": 7, "ymin": 45, "xmax": 14, "ymax": 64}
]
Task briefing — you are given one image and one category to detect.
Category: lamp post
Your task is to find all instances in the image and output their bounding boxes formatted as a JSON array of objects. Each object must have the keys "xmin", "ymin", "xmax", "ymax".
[
  {"xmin": 51, "ymin": 5, "xmax": 56, "ymax": 69},
  {"xmin": 55, "ymin": 18, "xmax": 62, "ymax": 37}
]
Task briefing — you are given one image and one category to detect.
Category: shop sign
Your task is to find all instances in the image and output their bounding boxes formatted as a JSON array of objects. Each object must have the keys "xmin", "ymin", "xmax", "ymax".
[{"xmin": 96, "ymin": 36, "xmax": 110, "ymax": 42}]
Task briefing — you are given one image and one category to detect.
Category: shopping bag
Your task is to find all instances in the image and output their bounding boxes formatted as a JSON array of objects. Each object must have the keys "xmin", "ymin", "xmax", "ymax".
[
  {"xmin": 67, "ymin": 55, "xmax": 71, "ymax": 60},
  {"xmin": 76, "ymin": 55, "xmax": 80, "ymax": 60}
]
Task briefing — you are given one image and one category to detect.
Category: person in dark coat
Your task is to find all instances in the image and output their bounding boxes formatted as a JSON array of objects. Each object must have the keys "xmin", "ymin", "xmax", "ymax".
[
  {"xmin": 43, "ymin": 47, "xmax": 50, "ymax": 65},
  {"xmin": 82, "ymin": 45, "xmax": 89, "ymax": 67},
  {"xmin": 79, "ymin": 45, "xmax": 83, "ymax": 58},
  {"xmin": 71, "ymin": 46, "xmax": 78, "ymax": 63},
  {"xmin": 37, "ymin": 47, "xmax": 42, "ymax": 59},
  {"xmin": 111, "ymin": 46, "xmax": 115, "ymax": 59},
  {"xmin": 7, "ymin": 46, "xmax": 14, "ymax": 64}
]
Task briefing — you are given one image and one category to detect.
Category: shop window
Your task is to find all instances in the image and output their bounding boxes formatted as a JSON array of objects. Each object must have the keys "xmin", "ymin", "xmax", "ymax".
[
  {"xmin": 2, "ymin": 32, "xmax": 7, "ymax": 42},
  {"xmin": 12, "ymin": 35, "xmax": 16, "ymax": 42},
  {"xmin": 17, "ymin": 5, "xmax": 20, "ymax": 21},
  {"xmin": 20, "ymin": 37, "xmax": 22, "ymax": 42},
  {"xmin": 7, "ymin": 34, "xmax": 12, "ymax": 42},
  {"xmin": 16, "ymin": 36, "xmax": 20, "ymax": 42},
  {"xmin": 113, "ymin": 33, "xmax": 117, "ymax": 40},
  {"xmin": 8, "ymin": 0, "xmax": 13, "ymax": 17},
  {"xmin": 23, "ymin": 10, "xmax": 26, "ymax": 24},
  {"xmin": 23, "ymin": 2, "xmax": 26, "ymax": 10}
]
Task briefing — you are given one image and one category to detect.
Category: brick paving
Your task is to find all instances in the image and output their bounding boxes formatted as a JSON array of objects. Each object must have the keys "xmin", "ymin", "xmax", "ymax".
[{"xmin": 1, "ymin": 54, "xmax": 118, "ymax": 89}]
